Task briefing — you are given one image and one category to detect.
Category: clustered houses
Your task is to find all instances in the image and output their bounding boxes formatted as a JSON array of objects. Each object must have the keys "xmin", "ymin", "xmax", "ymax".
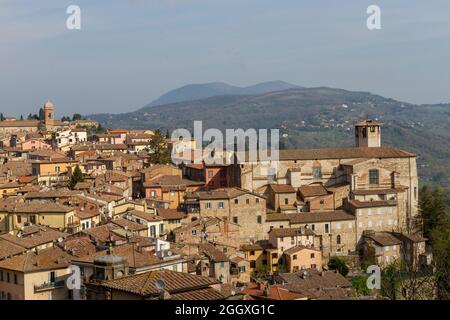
[{"xmin": 0, "ymin": 102, "xmax": 429, "ymax": 300}]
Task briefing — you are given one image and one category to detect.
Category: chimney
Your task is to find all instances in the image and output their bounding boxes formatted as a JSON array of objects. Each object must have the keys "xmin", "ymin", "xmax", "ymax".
[{"xmin": 159, "ymin": 290, "xmax": 171, "ymax": 300}]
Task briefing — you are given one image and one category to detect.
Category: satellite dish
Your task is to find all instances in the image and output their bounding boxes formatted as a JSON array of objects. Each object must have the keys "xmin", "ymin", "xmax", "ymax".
[{"xmin": 155, "ymin": 279, "xmax": 166, "ymax": 290}]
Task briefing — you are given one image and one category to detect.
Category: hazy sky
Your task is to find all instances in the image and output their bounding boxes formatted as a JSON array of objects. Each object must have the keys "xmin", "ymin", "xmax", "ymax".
[{"xmin": 1, "ymin": 0, "xmax": 450, "ymax": 117}]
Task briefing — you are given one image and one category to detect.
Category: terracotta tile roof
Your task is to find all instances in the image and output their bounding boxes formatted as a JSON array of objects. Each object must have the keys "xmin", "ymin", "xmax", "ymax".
[
  {"xmin": 242, "ymin": 283, "xmax": 306, "ymax": 300},
  {"xmin": 17, "ymin": 176, "xmax": 36, "ymax": 184},
  {"xmin": 98, "ymin": 269, "xmax": 220, "ymax": 298},
  {"xmin": 0, "ymin": 247, "xmax": 72, "ymax": 272},
  {"xmin": 288, "ymin": 210, "xmax": 355, "ymax": 224},
  {"xmin": 231, "ymin": 256, "xmax": 246, "ymax": 264},
  {"xmin": 60, "ymin": 236, "xmax": 97, "ymax": 258},
  {"xmin": 111, "ymin": 218, "xmax": 148, "ymax": 232},
  {"xmin": 283, "ymin": 245, "xmax": 320, "ymax": 255},
  {"xmin": 275, "ymin": 269, "xmax": 352, "ymax": 294},
  {"xmin": 82, "ymin": 223, "xmax": 125, "ymax": 243},
  {"xmin": 348, "ymin": 199, "xmax": 397, "ymax": 208},
  {"xmin": 127, "ymin": 209, "xmax": 162, "ymax": 222},
  {"xmin": 25, "ymin": 190, "xmax": 82, "ymax": 199},
  {"xmin": 364, "ymin": 232, "xmax": 403, "ymax": 247},
  {"xmin": 299, "ymin": 184, "xmax": 329, "ymax": 198},
  {"xmin": 73, "ymin": 243, "xmax": 165, "ymax": 268},
  {"xmin": 75, "ymin": 209, "xmax": 101, "ymax": 219},
  {"xmin": 0, "ymin": 239, "xmax": 27, "ymax": 260},
  {"xmin": 241, "ymin": 240, "xmax": 275, "ymax": 251},
  {"xmin": 157, "ymin": 208, "xmax": 186, "ymax": 220},
  {"xmin": 0, "ymin": 181, "xmax": 23, "ymax": 189},
  {"xmin": 143, "ymin": 175, "xmax": 203, "ymax": 189},
  {"xmin": 167, "ymin": 287, "xmax": 226, "ymax": 300},
  {"xmin": 0, "ymin": 120, "xmax": 40, "ymax": 127},
  {"xmin": 198, "ymin": 243, "xmax": 229, "ymax": 262},
  {"xmin": 268, "ymin": 227, "xmax": 315, "ymax": 238},
  {"xmin": 71, "ymin": 144, "xmax": 127, "ymax": 151},
  {"xmin": 269, "ymin": 184, "xmax": 296, "ymax": 193},
  {"xmin": 0, "ymin": 225, "xmax": 68, "ymax": 249},
  {"xmin": 238, "ymin": 146, "xmax": 415, "ymax": 162},
  {"xmin": 6, "ymin": 201, "xmax": 75, "ymax": 213}
]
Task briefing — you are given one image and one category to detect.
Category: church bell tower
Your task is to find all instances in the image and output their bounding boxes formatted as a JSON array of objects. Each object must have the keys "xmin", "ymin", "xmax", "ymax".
[{"xmin": 355, "ymin": 120, "xmax": 381, "ymax": 148}]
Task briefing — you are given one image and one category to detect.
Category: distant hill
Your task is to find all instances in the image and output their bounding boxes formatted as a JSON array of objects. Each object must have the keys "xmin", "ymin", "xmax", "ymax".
[
  {"xmin": 88, "ymin": 86, "xmax": 450, "ymax": 189},
  {"xmin": 146, "ymin": 80, "xmax": 301, "ymax": 107}
]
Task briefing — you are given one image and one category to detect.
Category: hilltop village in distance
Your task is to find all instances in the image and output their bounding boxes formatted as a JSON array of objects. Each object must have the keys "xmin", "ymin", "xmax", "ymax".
[{"xmin": 0, "ymin": 101, "xmax": 431, "ymax": 300}]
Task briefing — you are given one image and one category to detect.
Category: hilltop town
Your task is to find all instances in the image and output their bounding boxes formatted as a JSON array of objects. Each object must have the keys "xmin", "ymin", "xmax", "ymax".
[{"xmin": 0, "ymin": 101, "xmax": 431, "ymax": 300}]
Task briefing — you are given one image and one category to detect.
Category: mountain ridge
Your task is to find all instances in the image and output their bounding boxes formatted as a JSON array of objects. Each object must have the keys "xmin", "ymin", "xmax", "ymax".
[
  {"xmin": 146, "ymin": 80, "xmax": 301, "ymax": 107},
  {"xmin": 87, "ymin": 85, "xmax": 450, "ymax": 189}
]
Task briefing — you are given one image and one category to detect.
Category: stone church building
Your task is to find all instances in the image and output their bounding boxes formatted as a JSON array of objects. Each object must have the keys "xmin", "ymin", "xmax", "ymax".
[{"xmin": 0, "ymin": 100, "xmax": 67, "ymax": 133}]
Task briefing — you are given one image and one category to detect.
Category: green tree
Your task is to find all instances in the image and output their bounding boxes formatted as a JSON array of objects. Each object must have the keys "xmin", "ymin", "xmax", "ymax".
[
  {"xmin": 148, "ymin": 129, "xmax": 170, "ymax": 164},
  {"xmin": 68, "ymin": 165, "xmax": 84, "ymax": 190},
  {"xmin": 419, "ymin": 185, "xmax": 450, "ymax": 299},
  {"xmin": 0, "ymin": 113, "xmax": 4, "ymax": 121},
  {"xmin": 381, "ymin": 263, "xmax": 401, "ymax": 300},
  {"xmin": 328, "ymin": 256, "xmax": 349, "ymax": 276},
  {"xmin": 20, "ymin": 115, "xmax": 24, "ymax": 120},
  {"xmin": 38, "ymin": 108, "xmax": 45, "ymax": 120},
  {"xmin": 351, "ymin": 276, "xmax": 370, "ymax": 296},
  {"xmin": 72, "ymin": 113, "xmax": 82, "ymax": 121}
]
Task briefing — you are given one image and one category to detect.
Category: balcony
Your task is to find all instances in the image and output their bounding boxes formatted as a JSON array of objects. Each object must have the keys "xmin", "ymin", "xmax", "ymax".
[{"xmin": 34, "ymin": 280, "xmax": 66, "ymax": 292}]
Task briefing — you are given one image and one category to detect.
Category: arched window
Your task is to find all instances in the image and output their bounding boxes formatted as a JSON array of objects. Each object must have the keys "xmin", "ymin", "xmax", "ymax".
[{"xmin": 337, "ymin": 235, "xmax": 341, "ymax": 245}]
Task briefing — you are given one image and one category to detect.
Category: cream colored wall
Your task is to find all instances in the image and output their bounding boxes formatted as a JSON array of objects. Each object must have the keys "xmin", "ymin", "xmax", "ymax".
[
  {"xmin": 24, "ymin": 268, "xmax": 70, "ymax": 300},
  {"xmin": 0, "ymin": 267, "xmax": 70, "ymax": 300}
]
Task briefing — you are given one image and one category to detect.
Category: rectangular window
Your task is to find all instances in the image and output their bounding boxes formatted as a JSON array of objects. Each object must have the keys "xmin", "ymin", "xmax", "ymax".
[
  {"xmin": 256, "ymin": 198, "xmax": 259, "ymax": 204},
  {"xmin": 250, "ymin": 261, "xmax": 256, "ymax": 268},
  {"xmin": 17, "ymin": 215, "xmax": 21, "ymax": 223},
  {"xmin": 208, "ymin": 170, "xmax": 213, "ymax": 178},
  {"xmin": 234, "ymin": 199, "xmax": 238, "ymax": 204},
  {"xmin": 369, "ymin": 169, "xmax": 379, "ymax": 185},
  {"xmin": 324, "ymin": 224, "xmax": 329, "ymax": 233},
  {"xmin": 284, "ymin": 198, "xmax": 289, "ymax": 205},
  {"xmin": 233, "ymin": 217, "xmax": 238, "ymax": 224},
  {"xmin": 257, "ymin": 215, "xmax": 262, "ymax": 224},
  {"xmin": 150, "ymin": 225, "xmax": 156, "ymax": 237},
  {"xmin": 218, "ymin": 202, "xmax": 224, "ymax": 209},
  {"xmin": 293, "ymin": 255, "xmax": 297, "ymax": 260},
  {"xmin": 311, "ymin": 253, "xmax": 315, "ymax": 258},
  {"xmin": 205, "ymin": 202, "xmax": 211, "ymax": 209},
  {"xmin": 246, "ymin": 199, "xmax": 250, "ymax": 205},
  {"xmin": 13, "ymin": 274, "xmax": 17, "ymax": 285}
]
